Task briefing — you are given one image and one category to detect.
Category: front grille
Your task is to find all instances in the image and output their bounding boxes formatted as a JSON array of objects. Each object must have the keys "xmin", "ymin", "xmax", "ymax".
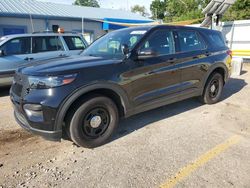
[{"xmin": 12, "ymin": 73, "xmax": 30, "ymax": 97}]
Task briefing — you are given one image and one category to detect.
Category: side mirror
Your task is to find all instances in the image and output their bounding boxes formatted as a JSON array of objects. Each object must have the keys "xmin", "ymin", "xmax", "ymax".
[
  {"xmin": 137, "ymin": 48, "xmax": 157, "ymax": 59},
  {"xmin": 0, "ymin": 49, "xmax": 5, "ymax": 57},
  {"xmin": 121, "ymin": 44, "xmax": 130, "ymax": 55}
]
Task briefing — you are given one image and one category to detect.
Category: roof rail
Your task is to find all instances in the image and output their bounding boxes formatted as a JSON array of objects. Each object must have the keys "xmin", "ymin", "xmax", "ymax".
[{"xmin": 32, "ymin": 30, "xmax": 78, "ymax": 34}]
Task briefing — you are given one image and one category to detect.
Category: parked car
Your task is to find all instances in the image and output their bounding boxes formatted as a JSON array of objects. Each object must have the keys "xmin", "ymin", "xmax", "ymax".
[
  {"xmin": 10, "ymin": 25, "xmax": 232, "ymax": 148},
  {"xmin": 0, "ymin": 32, "xmax": 88, "ymax": 86}
]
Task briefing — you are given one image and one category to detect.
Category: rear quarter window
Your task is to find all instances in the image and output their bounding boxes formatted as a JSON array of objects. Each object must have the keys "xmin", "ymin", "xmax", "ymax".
[
  {"xmin": 63, "ymin": 36, "xmax": 86, "ymax": 50},
  {"xmin": 208, "ymin": 33, "xmax": 226, "ymax": 48}
]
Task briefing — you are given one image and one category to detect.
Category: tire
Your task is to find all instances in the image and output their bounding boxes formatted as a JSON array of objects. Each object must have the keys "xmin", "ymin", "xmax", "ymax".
[
  {"xmin": 68, "ymin": 96, "xmax": 119, "ymax": 148},
  {"xmin": 200, "ymin": 72, "xmax": 224, "ymax": 104}
]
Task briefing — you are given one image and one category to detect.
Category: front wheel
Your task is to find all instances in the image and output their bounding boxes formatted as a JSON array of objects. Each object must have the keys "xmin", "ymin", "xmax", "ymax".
[
  {"xmin": 200, "ymin": 73, "xmax": 224, "ymax": 104},
  {"xmin": 69, "ymin": 96, "xmax": 119, "ymax": 148}
]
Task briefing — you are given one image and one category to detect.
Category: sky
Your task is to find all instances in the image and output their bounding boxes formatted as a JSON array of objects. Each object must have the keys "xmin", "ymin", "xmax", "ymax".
[{"xmin": 39, "ymin": 0, "xmax": 153, "ymax": 14}]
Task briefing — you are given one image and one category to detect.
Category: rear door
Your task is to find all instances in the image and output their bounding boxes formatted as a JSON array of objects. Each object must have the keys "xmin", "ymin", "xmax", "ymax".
[
  {"xmin": 175, "ymin": 30, "xmax": 210, "ymax": 95},
  {"xmin": 30, "ymin": 36, "xmax": 65, "ymax": 60},
  {"xmin": 0, "ymin": 37, "xmax": 31, "ymax": 85},
  {"xmin": 62, "ymin": 36, "xmax": 87, "ymax": 55}
]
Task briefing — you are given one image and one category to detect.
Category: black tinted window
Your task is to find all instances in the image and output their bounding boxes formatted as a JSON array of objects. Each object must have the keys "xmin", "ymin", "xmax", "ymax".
[
  {"xmin": 140, "ymin": 30, "xmax": 175, "ymax": 55},
  {"xmin": 1, "ymin": 37, "xmax": 31, "ymax": 55},
  {"xmin": 178, "ymin": 31, "xmax": 206, "ymax": 52},
  {"xmin": 32, "ymin": 36, "xmax": 64, "ymax": 53},
  {"xmin": 63, "ymin": 36, "xmax": 86, "ymax": 50},
  {"xmin": 208, "ymin": 33, "xmax": 225, "ymax": 48}
]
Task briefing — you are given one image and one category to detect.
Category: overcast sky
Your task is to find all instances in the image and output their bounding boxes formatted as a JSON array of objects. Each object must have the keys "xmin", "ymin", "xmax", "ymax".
[{"xmin": 39, "ymin": 0, "xmax": 153, "ymax": 13}]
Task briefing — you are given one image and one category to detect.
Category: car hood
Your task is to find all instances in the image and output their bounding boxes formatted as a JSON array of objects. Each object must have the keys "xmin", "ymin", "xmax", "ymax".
[{"xmin": 19, "ymin": 55, "xmax": 121, "ymax": 76}]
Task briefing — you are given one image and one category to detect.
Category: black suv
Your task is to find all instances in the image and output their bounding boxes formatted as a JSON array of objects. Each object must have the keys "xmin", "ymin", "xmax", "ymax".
[{"xmin": 10, "ymin": 25, "xmax": 232, "ymax": 148}]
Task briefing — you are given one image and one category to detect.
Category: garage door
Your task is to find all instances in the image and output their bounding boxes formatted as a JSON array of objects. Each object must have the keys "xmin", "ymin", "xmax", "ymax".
[{"xmin": 3, "ymin": 28, "xmax": 25, "ymax": 35}]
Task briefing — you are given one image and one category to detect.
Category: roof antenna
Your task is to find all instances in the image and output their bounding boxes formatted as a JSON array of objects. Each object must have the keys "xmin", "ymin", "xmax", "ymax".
[{"xmin": 22, "ymin": 0, "xmax": 34, "ymax": 33}]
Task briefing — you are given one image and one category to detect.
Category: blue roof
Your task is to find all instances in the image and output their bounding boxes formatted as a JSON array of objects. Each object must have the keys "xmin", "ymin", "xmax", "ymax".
[{"xmin": 0, "ymin": 0, "xmax": 151, "ymax": 21}]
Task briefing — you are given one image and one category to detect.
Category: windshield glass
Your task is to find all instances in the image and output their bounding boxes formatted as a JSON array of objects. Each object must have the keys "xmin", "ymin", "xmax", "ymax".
[{"xmin": 82, "ymin": 29, "xmax": 148, "ymax": 59}]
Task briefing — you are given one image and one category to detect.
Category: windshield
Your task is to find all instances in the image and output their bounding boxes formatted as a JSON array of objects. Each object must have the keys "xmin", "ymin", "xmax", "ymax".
[{"xmin": 82, "ymin": 29, "xmax": 148, "ymax": 59}]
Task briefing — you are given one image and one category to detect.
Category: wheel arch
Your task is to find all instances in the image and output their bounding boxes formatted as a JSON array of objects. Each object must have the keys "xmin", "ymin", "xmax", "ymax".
[
  {"xmin": 201, "ymin": 63, "xmax": 228, "ymax": 95},
  {"xmin": 204, "ymin": 64, "xmax": 228, "ymax": 85},
  {"xmin": 54, "ymin": 82, "xmax": 130, "ymax": 131}
]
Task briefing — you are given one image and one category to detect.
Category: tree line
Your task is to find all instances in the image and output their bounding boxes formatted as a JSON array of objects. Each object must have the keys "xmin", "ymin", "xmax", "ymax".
[{"xmin": 74, "ymin": 0, "xmax": 250, "ymax": 22}]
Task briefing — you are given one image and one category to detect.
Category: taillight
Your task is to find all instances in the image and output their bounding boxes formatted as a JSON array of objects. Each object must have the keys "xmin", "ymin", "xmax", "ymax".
[{"xmin": 227, "ymin": 50, "xmax": 232, "ymax": 58}]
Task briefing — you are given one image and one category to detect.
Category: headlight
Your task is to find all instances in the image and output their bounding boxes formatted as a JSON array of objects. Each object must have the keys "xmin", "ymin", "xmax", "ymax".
[{"xmin": 28, "ymin": 74, "xmax": 77, "ymax": 89}]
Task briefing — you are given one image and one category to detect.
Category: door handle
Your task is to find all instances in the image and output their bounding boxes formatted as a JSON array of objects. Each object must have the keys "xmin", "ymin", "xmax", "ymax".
[
  {"xmin": 148, "ymin": 71, "xmax": 155, "ymax": 75},
  {"xmin": 169, "ymin": 58, "xmax": 176, "ymax": 64},
  {"xmin": 205, "ymin": 52, "xmax": 211, "ymax": 56},
  {"xmin": 24, "ymin": 57, "xmax": 34, "ymax": 61}
]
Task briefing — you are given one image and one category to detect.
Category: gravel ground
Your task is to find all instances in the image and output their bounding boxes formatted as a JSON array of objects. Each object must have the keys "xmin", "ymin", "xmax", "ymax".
[{"xmin": 0, "ymin": 65, "xmax": 250, "ymax": 188}]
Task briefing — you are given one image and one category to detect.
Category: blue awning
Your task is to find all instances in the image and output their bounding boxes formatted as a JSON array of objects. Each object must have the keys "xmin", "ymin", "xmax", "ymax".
[{"xmin": 102, "ymin": 18, "xmax": 153, "ymax": 30}]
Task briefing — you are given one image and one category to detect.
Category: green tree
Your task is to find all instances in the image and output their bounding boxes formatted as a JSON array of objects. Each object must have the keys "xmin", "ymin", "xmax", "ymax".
[
  {"xmin": 150, "ymin": 0, "xmax": 166, "ymax": 20},
  {"xmin": 74, "ymin": 0, "xmax": 100, "ymax": 7},
  {"xmin": 131, "ymin": 5, "xmax": 149, "ymax": 17},
  {"xmin": 150, "ymin": 0, "xmax": 250, "ymax": 23},
  {"xmin": 164, "ymin": 0, "xmax": 208, "ymax": 22},
  {"xmin": 223, "ymin": 0, "xmax": 250, "ymax": 21}
]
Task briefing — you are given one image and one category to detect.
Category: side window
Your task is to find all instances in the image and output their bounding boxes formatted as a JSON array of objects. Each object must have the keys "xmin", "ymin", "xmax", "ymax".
[
  {"xmin": 140, "ymin": 30, "xmax": 175, "ymax": 55},
  {"xmin": 178, "ymin": 31, "xmax": 206, "ymax": 52},
  {"xmin": 32, "ymin": 36, "xmax": 64, "ymax": 53},
  {"xmin": 63, "ymin": 36, "xmax": 86, "ymax": 50},
  {"xmin": 208, "ymin": 33, "xmax": 225, "ymax": 48},
  {"xmin": 0, "ymin": 37, "xmax": 31, "ymax": 56}
]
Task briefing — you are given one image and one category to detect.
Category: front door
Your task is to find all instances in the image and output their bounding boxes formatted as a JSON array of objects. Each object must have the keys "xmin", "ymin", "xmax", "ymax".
[{"xmin": 129, "ymin": 29, "xmax": 181, "ymax": 106}]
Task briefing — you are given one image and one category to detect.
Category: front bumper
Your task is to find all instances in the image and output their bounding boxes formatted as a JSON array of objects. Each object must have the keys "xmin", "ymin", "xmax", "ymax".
[
  {"xmin": 10, "ymin": 91, "xmax": 62, "ymax": 142},
  {"xmin": 14, "ymin": 108, "xmax": 62, "ymax": 141}
]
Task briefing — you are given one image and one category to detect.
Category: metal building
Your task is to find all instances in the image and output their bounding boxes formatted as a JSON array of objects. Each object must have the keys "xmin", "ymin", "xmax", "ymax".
[{"xmin": 0, "ymin": 0, "xmax": 152, "ymax": 43}]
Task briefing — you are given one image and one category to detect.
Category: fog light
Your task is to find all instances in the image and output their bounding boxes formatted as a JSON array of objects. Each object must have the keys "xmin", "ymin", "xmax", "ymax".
[
  {"xmin": 23, "ymin": 104, "xmax": 42, "ymax": 111},
  {"xmin": 23, "ymin": 104, "xmax": 43, "ymax": 122}
]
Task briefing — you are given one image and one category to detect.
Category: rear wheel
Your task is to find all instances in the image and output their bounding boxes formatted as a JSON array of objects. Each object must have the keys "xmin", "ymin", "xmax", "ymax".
[
  {"xmin": 200, "ymin": 72, "xmax": 224, "ymax": 104},
  {"xmin": 68, "ymin": 96, "xmax": 119, "ymax": 148}
]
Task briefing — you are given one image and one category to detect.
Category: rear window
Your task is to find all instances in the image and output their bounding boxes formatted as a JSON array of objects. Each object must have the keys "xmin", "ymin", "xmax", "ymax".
[
  {"xmin": 208, "ymin": 33, "xmax": 226, "ymax": 48},
  {"xmin": 178, "ymin": 31, "xmax": 206, "ymax": 52},
  {"xmin": 63, "ymin": 36, "xmax": 86, "ymax": 50}
]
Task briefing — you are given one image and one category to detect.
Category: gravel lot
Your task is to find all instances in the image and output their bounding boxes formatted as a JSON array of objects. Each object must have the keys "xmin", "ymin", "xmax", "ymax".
[{"xmin": 0, "ymin": 65, "xmax": 250, "ymax": 188}]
